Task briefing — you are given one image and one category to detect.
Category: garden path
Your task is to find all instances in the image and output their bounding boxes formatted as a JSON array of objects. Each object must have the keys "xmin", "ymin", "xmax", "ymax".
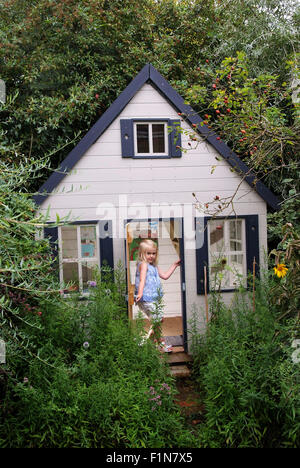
[{"xmin": 174, "ymin": 377, "xmax": 205, "ymax": 428}]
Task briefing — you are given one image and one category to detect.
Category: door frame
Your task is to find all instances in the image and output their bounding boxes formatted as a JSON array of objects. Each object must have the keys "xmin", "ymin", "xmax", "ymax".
[{"xmin": 124, "ymin": 217, "xmax": 188, "ymax": 352}]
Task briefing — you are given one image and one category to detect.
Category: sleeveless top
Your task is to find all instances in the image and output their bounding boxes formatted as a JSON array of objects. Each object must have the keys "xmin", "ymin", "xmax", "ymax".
[{"xmin": 135, "ymin": 262, "xmax": 163, "ymax": 302}]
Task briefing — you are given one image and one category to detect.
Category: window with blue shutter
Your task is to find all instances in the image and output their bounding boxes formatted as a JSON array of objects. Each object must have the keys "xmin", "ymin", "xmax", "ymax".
[
  {"xmin": 44, "ymin": 221, "xmax": 114, "ymax": 294},
  {"xmin": 120, "ymin": 119, "xmax": 181, "ymax": 158},
  {"xmin": 195, "ymin": 215, "xmax": 259, "ymax": 294}
]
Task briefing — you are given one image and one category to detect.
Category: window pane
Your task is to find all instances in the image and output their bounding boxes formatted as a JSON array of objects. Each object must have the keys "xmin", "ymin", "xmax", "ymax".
[
  {"xmin": 210, "ymin": 256, "xmax": 229, "ymax": 290},
  {"xmin": 231, "ymin": 254, "xmax": 243, "ymax": 265},
  {"xmin": 210, "ymin": 257, "xmax": 227, "ymax": 274},
  {"xmin": 81, "ymin": 226, "xmax": 97, "ymax": 258},
  {"xmin": 82, "ymin": 261, "xmax": 98, "ymax": 292},
  {"xmin": 152, "ymin": 124, "xmax": 165, "ymax": 153},
  {"xmin": 62, "ymin": 262, "xmax": 79, "ymax": 291},
  {"xmin": 229, "ymin": 220, "xmax": 242, "ymax": 251},
  {"xmin": 209, "ymin": 220, "xmax": 225, "ymax": 253},
  {"xmin": 230, "ymin": 239, "xmax": 242, "ymax": 251},
  {"xmin": 229, "ymin": 254, "xmax": 245, "ymax": 286},
  {"xmin": 136, "ymin": 124, "xmax": 149, "ymax": 153},
  {"xmin": 61, "ymin": 226, "xmax": 78, "ymax": 259}
]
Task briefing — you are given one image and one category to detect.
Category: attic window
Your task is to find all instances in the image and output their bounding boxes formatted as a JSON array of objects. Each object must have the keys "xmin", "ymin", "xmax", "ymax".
[
  {"xmin": 120, "ymin": 119, "xmax": 181, "ymax": 158},
  {"xmin": 134, "ymin": 122, "xmax": 168, "ymax": 156}
]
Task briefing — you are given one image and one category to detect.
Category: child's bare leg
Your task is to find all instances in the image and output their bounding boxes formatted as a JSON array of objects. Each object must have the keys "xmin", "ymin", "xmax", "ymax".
[
  {"xmin": 145, "ymin": 325, "xmax": 154, "ymax": 339},
  {"xmin": 143, "ymin": 304, "xmax": 155, "ymax": 340}
]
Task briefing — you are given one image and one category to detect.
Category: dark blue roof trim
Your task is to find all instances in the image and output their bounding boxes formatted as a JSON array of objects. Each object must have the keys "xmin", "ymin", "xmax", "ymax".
[{"xmin": 34, "ymin": 63, "xmax": 280, "ymax": 210}]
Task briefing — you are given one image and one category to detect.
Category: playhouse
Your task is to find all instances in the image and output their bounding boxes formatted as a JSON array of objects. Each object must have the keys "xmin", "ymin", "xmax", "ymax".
[{"xmin": 35, "ymin": 64, "xmax": 279, "ymax": 351}]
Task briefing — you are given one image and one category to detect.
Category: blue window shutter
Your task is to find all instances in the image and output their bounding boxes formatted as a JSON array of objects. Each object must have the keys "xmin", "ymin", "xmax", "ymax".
[
  {"xmin": 120, "ymin": 119, "xmax": 134, "ymax": 158},
  {"xmin": 44, "ymin": 226, "xmax": 59, "ymax": 278},
  {"xmin": 99, "ymin": 221, "xmax": 114, "ymax": 275},
  {"xmin": 244, "ymin": 215, "xmax": 259, "ymax": 279},
  {"xmin": 44, "ymin": 226, "xmax": 58, "ymax": 258},
  {"xmin": 168, "ymin": 119, "xmax": 182, "ymax": 157},
  {"xmin": 195, "ymin": 217, "xmax": 209, "ymax": 294}
]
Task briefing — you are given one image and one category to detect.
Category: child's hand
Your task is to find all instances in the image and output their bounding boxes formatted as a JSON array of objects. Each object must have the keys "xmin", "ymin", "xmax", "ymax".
[
  {"xmin": 135, "ymin": 292, "xmax": 142, "ymax": 303},
  {"xmin": 174, "ymin": 259, "xmax": 181, "ymax": 267}
]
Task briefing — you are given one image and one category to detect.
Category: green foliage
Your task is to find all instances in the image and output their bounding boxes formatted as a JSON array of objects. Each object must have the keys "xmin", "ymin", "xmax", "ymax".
[
  {"xmin": 0, "ymin": 0, "xmax": 156, "ymax": 183},
  {"xmin": 184, "ymin": 51, "xmax": 300, "ymax": 241},
  {"xmin": 0, "ymin": 156, "xmax": 69, "ymax": 380},
  {"xmin": 190, "ymin": 273, "xmax": 300, "ymax": 448},
  {"xmin": 150, "ymin": 294, "xmax": 165, "ymax": 345},
  {"xmin": 1, "ymin": 0, "xmax": 299, "ymax": 449},
  {"xmin": 0, "ymin": 0, "xmax": 298, "ymax": 195},
  {"xmin": 269, "ymin": 223, "xmax": 300, "ymax": 321},
  {"xmin": 185, "ymin": 52, "xmax": 299, "ymax": 184},
  {"xmin": 200, "ymin": 0, "xmax": 300, "ymax": 79},
  {"xmin": 0, "ymin": 278, "xmax": 195, "ymax": 448}
]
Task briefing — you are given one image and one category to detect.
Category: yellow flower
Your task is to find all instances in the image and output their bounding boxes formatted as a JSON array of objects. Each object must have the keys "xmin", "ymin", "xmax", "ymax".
[{"xmin": 273, "ymin": 263, "xmax": 288, "ymax": 278}]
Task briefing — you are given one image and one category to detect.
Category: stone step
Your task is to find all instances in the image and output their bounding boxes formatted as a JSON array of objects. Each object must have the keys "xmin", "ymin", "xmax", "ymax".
[{"xmin": 170, "ymin": 365, "xmax": 191, "ymax": 378}]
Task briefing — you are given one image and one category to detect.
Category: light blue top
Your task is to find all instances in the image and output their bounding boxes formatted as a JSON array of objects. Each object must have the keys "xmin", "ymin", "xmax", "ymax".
[{"xmin": 135, "ymin": 262, "xmax": 163, "ymax": 302}]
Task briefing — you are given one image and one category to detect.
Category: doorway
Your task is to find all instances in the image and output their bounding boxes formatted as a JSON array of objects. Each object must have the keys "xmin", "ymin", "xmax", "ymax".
[{"xmin": 125, "ymin": 219, "xmax": 187, "ymax": 350}]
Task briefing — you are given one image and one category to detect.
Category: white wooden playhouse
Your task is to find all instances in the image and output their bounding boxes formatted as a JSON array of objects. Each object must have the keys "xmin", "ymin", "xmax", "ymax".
[{"xmin": 35, "ymin": 64, "xmax": 279, "ymax": 351}]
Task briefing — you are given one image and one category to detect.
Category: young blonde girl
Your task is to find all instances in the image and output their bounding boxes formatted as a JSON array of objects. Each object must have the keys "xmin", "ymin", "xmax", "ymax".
[{"xmin": 135, "ymin": 239, "xmax": 180, "ymax": 352}]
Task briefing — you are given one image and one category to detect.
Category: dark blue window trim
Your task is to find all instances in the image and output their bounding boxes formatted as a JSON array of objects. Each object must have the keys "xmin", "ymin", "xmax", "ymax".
[
  {"xmin": 121, "ymin": 118, "xmax": 181, "ymax": 158},
  {"xmin": 195, "ymin": 215, "xmax": 259, "ymax": 294}
]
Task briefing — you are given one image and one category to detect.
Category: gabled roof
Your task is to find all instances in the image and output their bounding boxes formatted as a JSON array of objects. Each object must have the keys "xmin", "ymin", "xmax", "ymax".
[{"xmin": 34, "ymin": 63, "xmax": 280, "ymax": 210}]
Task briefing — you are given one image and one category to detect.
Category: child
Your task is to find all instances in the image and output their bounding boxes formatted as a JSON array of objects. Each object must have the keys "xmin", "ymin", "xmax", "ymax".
[{"xmin": 135, "ymin": 239, "xmax": 181, "ymax": 352}]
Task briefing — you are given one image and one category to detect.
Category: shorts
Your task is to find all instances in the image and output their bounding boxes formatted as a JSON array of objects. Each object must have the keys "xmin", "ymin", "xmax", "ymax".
[{"xmin": 136, "ymin": 301, "xmax": 156, "ymax": 319}]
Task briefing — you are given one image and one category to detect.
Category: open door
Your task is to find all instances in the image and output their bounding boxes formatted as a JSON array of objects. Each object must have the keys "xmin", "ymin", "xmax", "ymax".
[
  {"xmin": 125, "ymin": 219, "xmax": 186, "ymax": 349},
  {"xmin": 125, "ymin": 221, "xmax": 159, "ymax": 320}
]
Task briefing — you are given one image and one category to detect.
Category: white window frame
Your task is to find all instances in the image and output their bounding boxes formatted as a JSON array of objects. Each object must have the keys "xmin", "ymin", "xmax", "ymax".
[
  {"xmin": 133, "ymin": 121, "xmax": 168, "ymax": 156},
  {"xmin": 207, "ymin": 218, "xmax": 247, "ymax": 290},
  {"xmin": 58, "ymin": 224, "xmax": 100, "ymax": 296}
]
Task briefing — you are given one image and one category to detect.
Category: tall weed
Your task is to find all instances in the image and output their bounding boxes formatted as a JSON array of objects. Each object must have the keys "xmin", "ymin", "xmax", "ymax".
[
  {"xmin": 0, "ymin": 271, "xmax": 195, "ymax": 448},
  {"xmin": 190, "ymin": 274, "xmax": 300, "ymax": 448}
]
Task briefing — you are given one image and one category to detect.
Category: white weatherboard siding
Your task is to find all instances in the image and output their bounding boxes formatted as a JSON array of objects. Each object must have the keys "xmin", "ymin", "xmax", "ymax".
[
  {"xmin": 40, "ymin": 83, "xmax": 268, "ymax": 337},
  {"xmin": 40, "ymin": 83, "xmax": 265, "ymax": 215}
]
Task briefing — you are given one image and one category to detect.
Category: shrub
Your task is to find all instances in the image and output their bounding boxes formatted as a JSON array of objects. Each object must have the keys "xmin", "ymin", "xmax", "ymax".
[
  {"xmin": 190, "ymin": 273, "xmax": 300, "ymax": 448},
  {"xmin": 0, "ymin": 275, "xmax": 196, "ymax": 448}
]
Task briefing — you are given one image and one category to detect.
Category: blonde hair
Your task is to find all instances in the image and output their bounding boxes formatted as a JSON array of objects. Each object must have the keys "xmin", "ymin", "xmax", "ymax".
[{"xmin": 137, "ymin": 239, "xmax": 159, "ymax": 266}]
